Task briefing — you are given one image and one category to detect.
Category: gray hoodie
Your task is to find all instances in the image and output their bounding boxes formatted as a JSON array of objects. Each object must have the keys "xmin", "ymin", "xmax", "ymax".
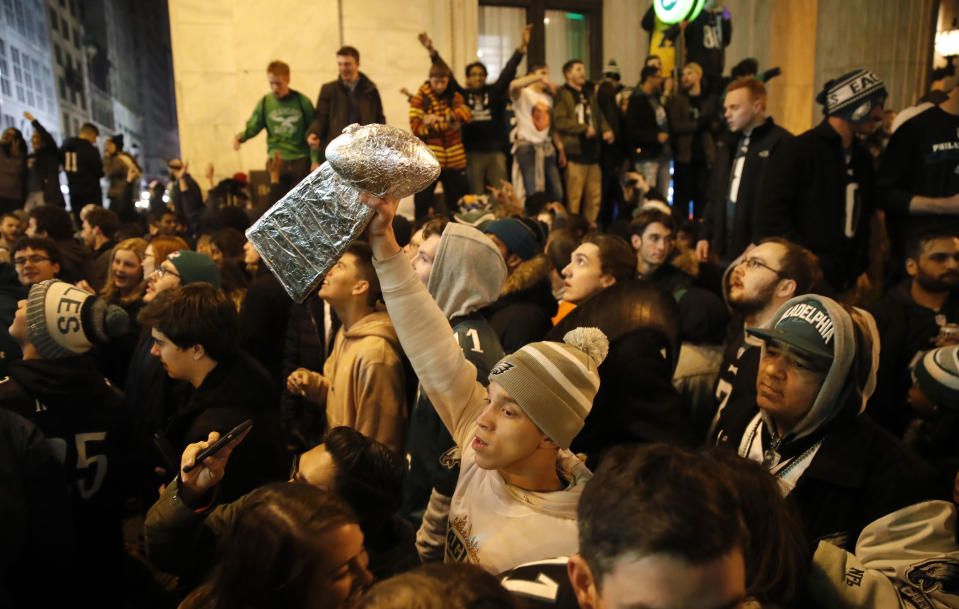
[{"xmin": 427, "ymin": 222, "xmax": 506, "ymax": 319}]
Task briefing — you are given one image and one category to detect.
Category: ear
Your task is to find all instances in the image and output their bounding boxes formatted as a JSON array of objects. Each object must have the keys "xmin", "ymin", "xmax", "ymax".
[
  {"xmin": 776, "ymin": 277, "xmax": 796, "ymax": 299},
  {"xmin": 905, "ymin": 257, "xmax": 918, "ymax": 278},
  {"xmin": 568, "ymin": 554, "xmax": 601, "ymax": 609},
  {"xmin": 599, "ymin": 274, "xmax": 616, "ymax": 289},
  {"xmin": 506, "ymin": 253, "xmax": 523, "ymax": 271},
  {"xmin": 351, "ymin": 279, "xmax": 370, "ymax": 298},
  {"xmin": 538, "ymin": 433, "xmax": 559, "ymax": 451},
  {"xmin": 630, "ymin": 234, "xmax": 641, "ymax": 251},
  {"xmin": 191, "ymin": 343, "xmax": 206, "ymax": 361},
  {"xmin": 51, "ymin": 261, "xmax": 60, "ymax": 276}
]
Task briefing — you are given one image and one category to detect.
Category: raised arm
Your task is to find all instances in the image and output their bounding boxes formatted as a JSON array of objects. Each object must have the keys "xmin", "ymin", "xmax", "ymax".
[
  {"xmin": 509, "ymin": 74, "xmax": 544, "ymax": 100},
  {"xmin": 363, "ymin": 195, "xmax": 488, "ymax": 448}
]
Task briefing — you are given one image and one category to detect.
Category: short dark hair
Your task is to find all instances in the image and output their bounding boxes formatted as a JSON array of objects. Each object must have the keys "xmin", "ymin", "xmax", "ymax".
[
  {"xmin": 578, "ymin": 444, "xmax": 745, "ymax": 586},
  {"xmin": 546, "ymin": 228, "xmax": 578, "ymax": 273},
  {"xmin": 337, "ymin": 46, "xmax": 360, "ymax": 62},
  {"xmin": 705, "ymin": 449, "xmax": 809, "ymax": 604},
  {"xmin": 11, "ymin": 237, "xmax": 62, "ymax": 266},
  {"xmin": 465, "ymin": 61, "xmax": 488, "ymax": 78},
  {"xmin": 149, "ymin": 209, "xmax": 176, "ymax": 225},
  {"xmin": 419, "ymin": 217, "xmax": 448, "ymax": 240},
  {"xmin": 137, "ymin": 284, "xmax": 239, "ymax": 362},
  {"xmin": 1, "ymin": 212, "xmax": 19, "ymax": 223},
  {"xmin": 580, "ymin": 233, "xmax": 636, "ymax": 282},
  {"xmin": 640, "ymin": 65, "xmax": 661, "ymax": 83},
  {"xmin": 524, "ymin": 191, "xmax": 551, "ymax": 217},
  {"xmin": 731, "ymin": 57, "xmax": 760, "ymax": 78},
  {"xmin": 79, "ymin": 122, "xmax": 99, "ymax": 138},
  {"xmin": 201, "ymin": 483, "xmax": 357, "ymax": 609},
  {"xmin": 84, "ymin": 206, "xmax": 119, "ymax": 240},
  {"xmin": 323, "ymin": 426, "xmax": 404, "ymax": 529},
  {"xmin": 29, "ymin": 205, "xmax": 74, "ymax": 241},
  {"xmin": 210, "ymin": 227, "xmax": 246, "ymax": 261},
  {"xmin": 527, "ymin": 63, "xmax": 547, "ymax": 75},
  {"xmin": 629, "ymin": 209, "xmax": 675, "ymax": 240},
  {"xmin": 644, "ymin": 54, "xmax": 661, "ymax": 66},
  {"xmin": 549, "ymin": 213, "xmax": 589, "ymax": 239},
  {"xmin": 905, "ymin": 228, "xmax": 959, "ymax": 261},
  {"xmin": 562, "ymin": 59, "xmax": 583, "ymax": 76},
  {"xmin": 758, "ymin": 237, "xmax": 822, "ymax": 295},
  {"xmin": 429, "ymin": 62, "xmax": 451, "ymax": 80},
  {"xmin": 343, "ymin": 241, "xmax": 381, "ymax": 305}
]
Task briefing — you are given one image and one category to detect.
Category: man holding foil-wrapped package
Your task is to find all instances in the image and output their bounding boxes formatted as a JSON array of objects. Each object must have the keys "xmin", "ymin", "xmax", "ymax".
[{"xmin": 234, "ymin": 60, "xmax": 315, "ymax": 193}]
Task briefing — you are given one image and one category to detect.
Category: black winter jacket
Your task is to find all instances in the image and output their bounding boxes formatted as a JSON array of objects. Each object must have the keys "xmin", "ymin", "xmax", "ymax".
[
  {"xmin": 60, "ymin": 136, "xmax": 102, "ymax": 206},
  {"xmin": 549, "ymin": 280, "xmax": 693, "ymax": 468},
  {"xmin": 162, "ymin": 352, "xmax": 287, "ymax": 502},
  {"xmin": 27, "ymin": 119, "xmax": 64, "ymax": 206},
  {"xmin": 757, "ymin": 119, "xmax": 876, "ymax": 292},
  {"xmin": 703, "ymin": 117, "xmax": 792, "ymax": 258},
  {"xmin": 715, "ymin": 405, "xmax": 940, "ymax": 552},
  {"xmin": 307, "ymin": 72, "xmax": 385, "ymax": 164}
]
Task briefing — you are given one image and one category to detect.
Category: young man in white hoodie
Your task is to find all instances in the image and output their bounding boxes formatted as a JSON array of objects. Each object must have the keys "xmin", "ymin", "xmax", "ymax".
[{"xmin": 362, "ymin": 193, "xmax": 607, "ymax": 574}]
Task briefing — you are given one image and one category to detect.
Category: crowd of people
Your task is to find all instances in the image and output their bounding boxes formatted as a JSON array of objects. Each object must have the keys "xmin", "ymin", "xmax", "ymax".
[{"xmin": 2, "ymin": 5, "xmax": 959, "ymax": 609}]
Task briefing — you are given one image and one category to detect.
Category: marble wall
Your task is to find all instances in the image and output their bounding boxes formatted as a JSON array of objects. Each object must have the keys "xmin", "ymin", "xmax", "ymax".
[
  {"xmin": 169, "ymin": 0, "xmax": 937, "ymax": 181},
  {"xmin": 168, "ymin": 0, "xmax": 477, "ymax": 183}
]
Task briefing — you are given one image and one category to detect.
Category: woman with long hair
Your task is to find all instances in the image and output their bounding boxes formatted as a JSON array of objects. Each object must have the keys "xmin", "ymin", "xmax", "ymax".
[
  {"xmin": 100, "ymin": 237, "xmax": 148, "ymax": 308},
  {"xmin": 177, "ymin": 481, "xmax": 374, "ymax": 609},
  {"xmin": 95, "ymin": 237, "xmax": 147, "ymax": 386}
]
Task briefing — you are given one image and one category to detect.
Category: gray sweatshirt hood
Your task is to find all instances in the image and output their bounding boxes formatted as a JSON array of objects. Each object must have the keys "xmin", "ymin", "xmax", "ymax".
[
  {"xmin": 749, "ymin": 294, "xmax": 858, "ymax": 445},
  {"xmin": 427, "ymin": 222, "xmax": 507, "ymax": 320}
]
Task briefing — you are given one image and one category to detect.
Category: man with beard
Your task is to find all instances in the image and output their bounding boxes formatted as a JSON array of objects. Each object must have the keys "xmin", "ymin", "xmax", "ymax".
[
  {"xmin": 708, "ymin": 237, "xmax": 821, "ymax": 440},
  {"xmin": 868, "ymin": 230, "xmax": 959, "ymax": 436}
]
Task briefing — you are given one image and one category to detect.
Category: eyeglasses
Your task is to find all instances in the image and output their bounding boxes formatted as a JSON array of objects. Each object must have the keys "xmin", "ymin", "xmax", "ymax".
[
  {"xmin": 740, "ymin": 257, "xmax": 783, "ymax": 276},
  {"xmin": 13, "ymin": 255, "xmax": 50, "ymax": 266},
  {"xmin": 155, "ymin": 266, "xmax": 181, "ymax": 279}
]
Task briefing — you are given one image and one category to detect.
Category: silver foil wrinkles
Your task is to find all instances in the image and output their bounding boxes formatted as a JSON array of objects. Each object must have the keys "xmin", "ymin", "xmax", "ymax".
[{"xmin": 246, "ymin": 123, "xmax": 440, "ymax": 303}]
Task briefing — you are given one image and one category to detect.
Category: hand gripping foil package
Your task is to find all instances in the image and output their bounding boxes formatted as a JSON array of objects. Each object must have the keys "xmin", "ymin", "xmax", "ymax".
[{"xmin": 246, "ymin": 123, "xmax": 440, "ymax": 302}]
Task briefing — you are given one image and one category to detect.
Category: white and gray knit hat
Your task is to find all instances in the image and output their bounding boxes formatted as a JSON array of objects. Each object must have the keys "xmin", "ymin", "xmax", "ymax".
[
  {"xmin": 488, "ymin": 327, "xmax": 609, "ymax": 449},
  {"xmin": 26, "ymin": 279, "xmax": 129, "ymax": 359}
]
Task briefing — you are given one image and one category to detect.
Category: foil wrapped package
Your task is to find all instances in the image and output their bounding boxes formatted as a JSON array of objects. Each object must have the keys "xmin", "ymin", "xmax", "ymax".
[
  {"xmin": 246, "ymin": 162, "xmax": 374, "ymax": 303},
  {"xmin": 326, "ymin": 123, "xmax": 440, "ymax": 199},
  {"xmin": 246, "ymin": 123, "xmax": 440, "ymax": 303}
]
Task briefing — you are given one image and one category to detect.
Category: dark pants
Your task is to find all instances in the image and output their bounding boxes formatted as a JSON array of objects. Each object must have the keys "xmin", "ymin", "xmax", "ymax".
[
  {"xmin": 414, "ymin": 168, "xmax": 469, "ymax": 220},
  {"xmin": 270, "ymin": 157, "xmax": 312, "ymax": 198}
]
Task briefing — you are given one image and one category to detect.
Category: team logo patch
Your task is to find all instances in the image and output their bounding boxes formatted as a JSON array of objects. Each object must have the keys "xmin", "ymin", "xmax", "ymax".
[
  {"xmin": 490, "ymin": 360, "xmax": 514, "ymax": 376},
  {"xmin": 906, "ymin": 558, "xmax": 959, "ymax": 594}
]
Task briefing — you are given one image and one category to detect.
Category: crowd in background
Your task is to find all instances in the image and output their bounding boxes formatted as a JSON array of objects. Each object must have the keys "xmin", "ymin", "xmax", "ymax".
[{"xmin": 2, "ymin": 2, "xmax": 959, "ymax": 608}]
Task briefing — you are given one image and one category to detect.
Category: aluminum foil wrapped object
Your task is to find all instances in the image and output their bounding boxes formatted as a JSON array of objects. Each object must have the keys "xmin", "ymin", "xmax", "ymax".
[
  {"xmin": 246, "ymin": 123, "xmax": 440, "ymax": 303},
  {"xmin": 326, "ymin": 123, "xmax": 441, "ymax": 198}
]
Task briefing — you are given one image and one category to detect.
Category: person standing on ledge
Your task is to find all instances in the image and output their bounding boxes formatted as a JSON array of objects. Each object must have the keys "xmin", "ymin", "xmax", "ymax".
[
  {"xmin": 234, "ymin": 60, "xmax": 315, "ymax": 193},
  {"xmin": 307, "ymin": 46, "xmax": 385, "ymax": 168}
]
